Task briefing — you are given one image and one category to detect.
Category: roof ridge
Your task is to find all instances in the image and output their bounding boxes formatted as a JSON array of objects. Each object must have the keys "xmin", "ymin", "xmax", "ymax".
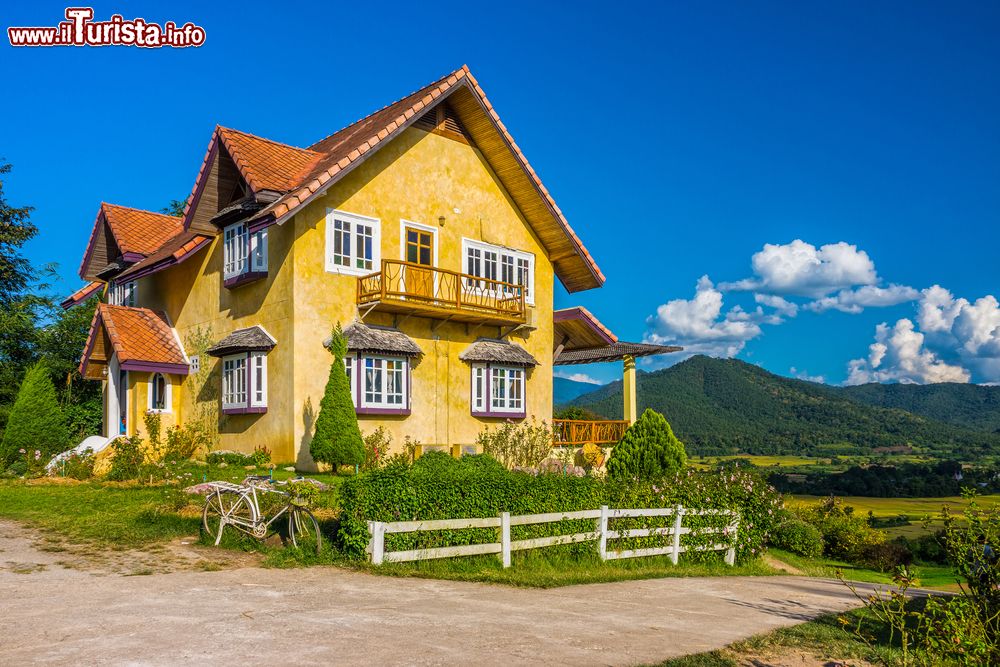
[
  {"xmin": 217, "ymin": 125, "xmax": 321, "ymax": 155},
  {"xmin": 101, "ymin": 202, "xmax": 181, "ymax": 220},
  {"xmin": 306, "ymin": 66, "xmax": 465, "ymax": 152}
]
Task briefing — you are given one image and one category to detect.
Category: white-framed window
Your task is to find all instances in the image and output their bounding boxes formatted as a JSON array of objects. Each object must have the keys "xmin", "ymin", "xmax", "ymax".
[
  {"xmin": 109, "ymin": 280, "xmax": 136, "ymax": 306},
  {"xmin": 147, "ymin": 372, "xmax": 170, "ymax": 413},
  {"xmin": 471, "ymin": 363, "xmax": 526, "ymax": 415},
  {"xmin": 343, "ymin": 353, "xmax": 409, "ymax": 412},
  {"xmin": 189, "ymin": 355, "xmax": 200, "ymax": 374},
  {"xmin": 462, "ymin": 239, "xmax": 534, "ymax": 305},
  {"xmin": 326, "ymin": 210, "xmax": 380, "ymax": 275},
  {"xmin": 223, "ymin": 222, "xmax": 267, "ymax": 280},
  {"xmin": 221, "ymin": 351, "xmax": 268, "ymax": 411}
]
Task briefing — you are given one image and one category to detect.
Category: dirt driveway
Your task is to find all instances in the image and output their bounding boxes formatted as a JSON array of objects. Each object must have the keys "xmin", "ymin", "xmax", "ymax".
[{"xmin": 0, "ymin": 520, "xmax": 876, "ymax": 666}]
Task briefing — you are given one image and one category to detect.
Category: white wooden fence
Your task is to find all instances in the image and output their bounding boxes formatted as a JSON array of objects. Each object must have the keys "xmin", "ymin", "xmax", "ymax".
[{"xmin": 367, "ymin": 505, "xmax": 739, "ymax": 568}]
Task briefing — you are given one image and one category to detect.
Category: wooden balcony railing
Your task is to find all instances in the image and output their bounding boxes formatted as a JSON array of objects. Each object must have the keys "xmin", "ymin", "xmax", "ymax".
[
  {"xmin": 552, "ymin": 419, "xmax": 629, "ymax": 446},
  {"xmin": 357, "ymin": 259, "xmax": 527, "ymax": 325}
]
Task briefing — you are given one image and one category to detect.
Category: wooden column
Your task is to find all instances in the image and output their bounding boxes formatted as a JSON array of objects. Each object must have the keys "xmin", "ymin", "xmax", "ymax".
[{"xmin": 623, "ymin": 354, "xmax": 637, "ymax": 424}]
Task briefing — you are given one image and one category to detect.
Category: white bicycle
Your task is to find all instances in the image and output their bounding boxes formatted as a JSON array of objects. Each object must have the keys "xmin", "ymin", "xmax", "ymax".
[{"xmin": 201, "ymin": 475, "xmax": 322, "ymax": 555}]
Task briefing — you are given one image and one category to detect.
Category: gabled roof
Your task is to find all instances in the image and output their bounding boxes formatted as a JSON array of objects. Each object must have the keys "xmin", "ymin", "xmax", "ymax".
[
  {"xmin": 180, "ymin": 66, "xmax": 604, "ymax": 293},
  {"xmin": 80, "ymin": 304, "xmax": 189, "ymax": 377},
  {"xmin": 460, "ymin": 338, "xmax": 538, "ymax": 366},
  {"xmin": 115, "ymin": 231, "xmax": 213, "ymax": 281},
  {"xmin": 79, "ymin": 203, "xmax": 183, "ymax": 280},
  {"xmin": 206, "ymin": 325, "xmax": 277, "ymax": 357},
  {"xmin": 554, "ymin": 307, "xmax": 618, "ymax": 351},
  {"xmin": 60, "ymin": 281, "xmax": 103, "ymax": 310}
]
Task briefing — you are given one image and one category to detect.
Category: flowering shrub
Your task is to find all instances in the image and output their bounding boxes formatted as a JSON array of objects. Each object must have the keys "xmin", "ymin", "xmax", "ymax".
[
  {"xmin": 362, "ymin": 427, "xmax": 391, "ymax": 471},
  {"xmin": 56, "ymin": 448, "xmax": 96, "ymax": 480},
  {"xmin": 337, "ymin": 454, "xmax": 781, "ymax": 563}
]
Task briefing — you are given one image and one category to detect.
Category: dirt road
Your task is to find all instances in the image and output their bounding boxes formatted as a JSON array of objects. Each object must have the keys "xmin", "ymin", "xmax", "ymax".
[{"xmin": 0, "ymin": 520, "xmax": 876, "ymax": 665}]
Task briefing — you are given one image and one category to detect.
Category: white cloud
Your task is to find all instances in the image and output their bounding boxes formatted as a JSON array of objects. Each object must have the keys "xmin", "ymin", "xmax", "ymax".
[
  {"xmin": 913, "ymin": 285, "xmax": 1000, "ymax": 381},
  {"xmin": 645, "ymin": 275, "xmax": 770, "ymax": 359},
  {"xmin": 721, "ymin": 240, "xmax": 878, "ymax": 298},
  {"xmin": 790, "ymin": 367, "xmax": 826, "ymax": 383},
  {"xmin": 845, "ymin": 319, "xmax": 971, "ymax": 385},
  {"xmin": 554, "ymin": 371, "xmax": 602, "ymax": 385},
  {"xmin": 805, "ymin": 284, "xmax": 920, "ymax": 314},
  {"xmin": 755, "ymin": 293, "xmax": 799, "ymax": 318}
]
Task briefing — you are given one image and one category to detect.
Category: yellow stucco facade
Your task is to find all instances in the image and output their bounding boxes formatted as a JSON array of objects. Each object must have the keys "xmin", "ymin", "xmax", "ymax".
[{"xmin": 119, "ymin": 126, "xmax": 556, "ymax": 466}]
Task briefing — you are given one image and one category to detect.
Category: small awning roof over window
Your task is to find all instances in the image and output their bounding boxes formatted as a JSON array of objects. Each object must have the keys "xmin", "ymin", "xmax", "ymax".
[
  {"xmin": 459, "ymin": 338, "xmax": 538, "ymax": 366},
  {"xmin": 206, "ymin": 325, "xmax": 277, "ymax": 357},
  {"xmin": 326, "ymin": 322, "xmax": 422, "ymax": 357}
]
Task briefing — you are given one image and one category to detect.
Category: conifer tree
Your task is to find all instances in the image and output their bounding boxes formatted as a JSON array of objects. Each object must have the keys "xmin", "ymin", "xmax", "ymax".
[
  {"xmin": 606, "ymin": 408, "xmax": 686, "ymax": 481},
  {"xmin": 1, "ymin": 363, "xmax": 68, "ymax": 468},
  {"xmin": 310, "ymin": 324, "xmax": 364, "ymax": 469}
]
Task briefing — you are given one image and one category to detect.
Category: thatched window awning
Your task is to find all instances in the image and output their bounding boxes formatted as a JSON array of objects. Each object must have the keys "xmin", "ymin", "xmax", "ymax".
[
  {"xmin": 206, "ymin": 325, "xmax": 277, "ymax": 357},
  {"xmin": 553, "ymin": 341, "xmax": 681, "ymax": 365},
  {"xmin": 459, "ymin": 339, "xmax": 538, "ymax": 366},
  {"xmin": 325, "ymin": 322, "xmax": 422, "ymax": 357}
]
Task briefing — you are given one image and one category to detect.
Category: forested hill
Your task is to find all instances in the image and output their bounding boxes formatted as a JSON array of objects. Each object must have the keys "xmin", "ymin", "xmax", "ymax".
[
  {"xmin": 841, "ymin": 382, "xmax": 1000, "ymax": 433},
  {"xmin": 566, "ymin": 355, "xmax": 1000, "ymax": 458}
]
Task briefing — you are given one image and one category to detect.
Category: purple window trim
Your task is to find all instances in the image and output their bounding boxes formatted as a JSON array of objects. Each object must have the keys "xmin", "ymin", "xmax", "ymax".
[
  {"xmin": 469, "ymin": 363, "xmax": 527, "ymax": 419},
  {"xmin": 120, "ymin": 360, "xmax": 190, "ymax": 375},
  {"xmin": 223, "ymin": 270, "xmax": 267, "ymax": 289},
  {"xmin": 356, "ymin": 406, "xmax": 411, "ymax": 416},
  {"xmin": 222, "ymin": 406, "xmax": 267, "ymax": 416}
]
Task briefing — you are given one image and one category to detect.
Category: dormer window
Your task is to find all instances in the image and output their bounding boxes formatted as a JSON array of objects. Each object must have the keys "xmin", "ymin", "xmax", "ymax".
[
  {"xmin": 223, "ymin": 222, "xmax": 267, "ymax": 287},
  {"xmin": 109, "ymin": 280, "xmax": 136, "ymax": 306}
]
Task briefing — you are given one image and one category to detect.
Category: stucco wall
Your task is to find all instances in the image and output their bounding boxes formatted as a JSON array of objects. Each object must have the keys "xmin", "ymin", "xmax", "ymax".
[{"xmin": 289, "ymin": 127, "xmax": 554, "ymax": 462}]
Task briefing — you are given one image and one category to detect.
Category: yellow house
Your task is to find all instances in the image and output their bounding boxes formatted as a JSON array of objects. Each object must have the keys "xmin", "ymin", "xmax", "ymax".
[{"xmin": 69, "ymin": 66, "xmax": 678, "ymax": 467}]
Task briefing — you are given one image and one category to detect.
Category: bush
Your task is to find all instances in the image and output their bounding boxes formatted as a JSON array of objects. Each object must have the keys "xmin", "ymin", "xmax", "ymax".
[
  {"xmin": 476, "ymin": 419, "xmax": 552, "ymax": 469},
  {"xmin": 606, "ymin": 409, "xmax": 686, "ymax": 481},
  {"xmin": 250, "ymin": 445, "xmax": 271, "ymax": 467},
  {"xmin": 1, "ymin": 363, "xmax": 68, "ymax": 468},
  {"xmin": 310, "ymin": 325, "xmax": 364, "ymax": 468},
  {"xmin": 362, "ymin": 426, "xmax": 391, "ymax": 471},
  {"xmin": 338, "ymin": 456, "xmax": 781, "ymax": 564},
  {"xmin": 56, "ymin": 448, "xmax": 96, "ymax": 480},
  {"xmin": 105, "ymin": 435, "xmax": 146, "ymax": 481},
  {"xmin": 858, "ymin": 540, "xmax": 912, "ymax": 572},
  {"xmin": 797, "ymin": 496, "xmax": 884, "ymax": 562},
  {"xmin": 162, "ymin": 424, "xmax": 204, "ymax": 462},
  {"xmin": 770, "ymin": 518, "xmax": 824, "ymax": 558}
]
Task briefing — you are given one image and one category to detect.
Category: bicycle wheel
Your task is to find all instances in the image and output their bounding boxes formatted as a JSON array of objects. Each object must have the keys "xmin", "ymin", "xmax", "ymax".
[
  {"xmin": 202, "ymin": 490, "xmax": 255, "ymax": 545},
  {"xmin": 287, "ymin": 507, "xmax": 322, "ymax": 555}
]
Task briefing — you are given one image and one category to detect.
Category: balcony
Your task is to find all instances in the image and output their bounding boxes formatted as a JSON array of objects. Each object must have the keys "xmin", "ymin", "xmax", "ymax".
[
  {"xmin": 552, "ymin": 419, "xmax": 629, "ymax": 446},
  {"xmin": 357, "ymin": 259, "xmax": 527, "ymax": 326}
]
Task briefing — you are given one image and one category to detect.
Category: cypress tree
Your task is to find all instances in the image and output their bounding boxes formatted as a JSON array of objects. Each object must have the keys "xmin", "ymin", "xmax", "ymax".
[
  {"xmin": 310, "ymin": 324, "xmax": 364, "ymax": 469},
  {"xmin": 606, "ymin": 408, "xmax": 686, "ymax": 481},
  {"xmin": 1, "ymin": 363, "xmax": 68, "ymax": 468}
]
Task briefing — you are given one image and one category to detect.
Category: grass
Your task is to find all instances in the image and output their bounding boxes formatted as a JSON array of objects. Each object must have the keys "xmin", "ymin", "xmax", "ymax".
[
  {"xmin": 768, "ymin": 548, "xmax": 959, "ymax": 591},
  {"xmin": 689, "ymin": 455, "xmax": 822, "ymax": 469},
  {"xmin": 657, "ymin": 607, "xmax": 907, "ymax": 666}
]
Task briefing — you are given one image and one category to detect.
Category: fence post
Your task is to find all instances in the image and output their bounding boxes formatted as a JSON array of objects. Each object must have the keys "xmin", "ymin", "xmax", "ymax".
[
  {"xmin": 370, "ymin": 521, "xmax": 385, "ymax": 565},
  {"xmin": 598, "ymin": 505, "xmax": 609, "ymax": 561},
  {"xmin": 500, "ymin": 512, "xmax": 511, "ymax": 568},
  {"xmin": 671, "ymin": 505, "xmax": 684, "ymax": 565},
  {"xmin": 725, "ymin": 516, "xmax": 739, "ymax": 566}
]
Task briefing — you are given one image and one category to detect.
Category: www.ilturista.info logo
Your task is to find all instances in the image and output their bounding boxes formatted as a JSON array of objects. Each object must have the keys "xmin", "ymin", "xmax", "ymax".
[{"xmin": 8, "ymin": 8, "xmax": 206, "ymax": 48}]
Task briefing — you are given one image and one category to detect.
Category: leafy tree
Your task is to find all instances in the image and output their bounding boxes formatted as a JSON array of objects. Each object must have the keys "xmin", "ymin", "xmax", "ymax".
[
  {"xmin": 0, "ymin": 161, "xmax": 37, "ymax": 306},
  {"xmin": 160, "ymin": 199, "xmax": 186, "ymax": 217},
  {"xmin": 606, "ymin": 408, "xmax": 686, "ymax": 481},
  {"xmin": 310, "ymin": 324, "xmax": 364, "ymax": 469},
  {"xmin": 1, "ymin": 363, "xmax": 68, "ymax": 468}
]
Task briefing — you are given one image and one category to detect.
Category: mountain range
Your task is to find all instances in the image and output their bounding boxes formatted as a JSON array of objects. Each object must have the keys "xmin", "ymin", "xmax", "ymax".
[{"xmin": 560, "ymin": 355, "xmax": 1000, "ymax": 458}]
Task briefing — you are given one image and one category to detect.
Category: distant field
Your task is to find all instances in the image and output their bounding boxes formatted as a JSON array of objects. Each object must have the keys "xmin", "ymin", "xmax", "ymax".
[
  {"xmin": 689, "ymin": 455, "xmax": 823, "ymax": 469},
  {"xmin": 791, "ymin": 495, "xmax": 1000, "ymax": 538}
]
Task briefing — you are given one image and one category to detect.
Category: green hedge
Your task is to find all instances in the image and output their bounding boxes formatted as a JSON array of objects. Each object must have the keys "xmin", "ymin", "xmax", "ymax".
[{"xmin": 337, "ymin": 454, "xmax": 780, "ymax": 563}]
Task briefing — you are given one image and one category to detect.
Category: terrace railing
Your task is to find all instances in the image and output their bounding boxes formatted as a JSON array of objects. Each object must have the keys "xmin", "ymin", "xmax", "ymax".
[
  {"xmin": 552, "ymin": 419, "xmax": 629, "ymax": 446},
  {"xmin": 357, "ymin": 259, "xmax": 527, "ymax": 325}
]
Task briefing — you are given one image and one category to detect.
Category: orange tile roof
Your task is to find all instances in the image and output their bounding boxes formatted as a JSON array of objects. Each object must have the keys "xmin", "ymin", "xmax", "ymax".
[
  {"xmin": 102, "ymin": 203, "xmax": 183, "ymax": 256},
  {"xmin": 116, "ymin": 231, "xmax": 212, "ymax": 280},
  {"xmin": 178, "ymin": 66, "xmax": 604, "ymax": 293},
  {"xmin": 80, "ymin": 304, "xmax": 188, "ymax": 376},
  {"xmin": 60, "ymin": 281, "xmax": 104, "ymax": 309}
]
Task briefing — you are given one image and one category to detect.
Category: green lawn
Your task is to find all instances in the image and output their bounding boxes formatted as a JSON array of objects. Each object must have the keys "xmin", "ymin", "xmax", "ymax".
[
  {"xmin": 769, "ymin": 548, "xmax": 959, "ymax": 591},
  {"xmin": 689, "ymin": 455, "xmax": 823, "ymax": 469}
]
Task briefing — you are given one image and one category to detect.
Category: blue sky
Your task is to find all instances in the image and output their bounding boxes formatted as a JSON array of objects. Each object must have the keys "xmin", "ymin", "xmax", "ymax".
[{"xmin": 4, "ymin": 1, "xmax": 999, "ymax": 385}]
